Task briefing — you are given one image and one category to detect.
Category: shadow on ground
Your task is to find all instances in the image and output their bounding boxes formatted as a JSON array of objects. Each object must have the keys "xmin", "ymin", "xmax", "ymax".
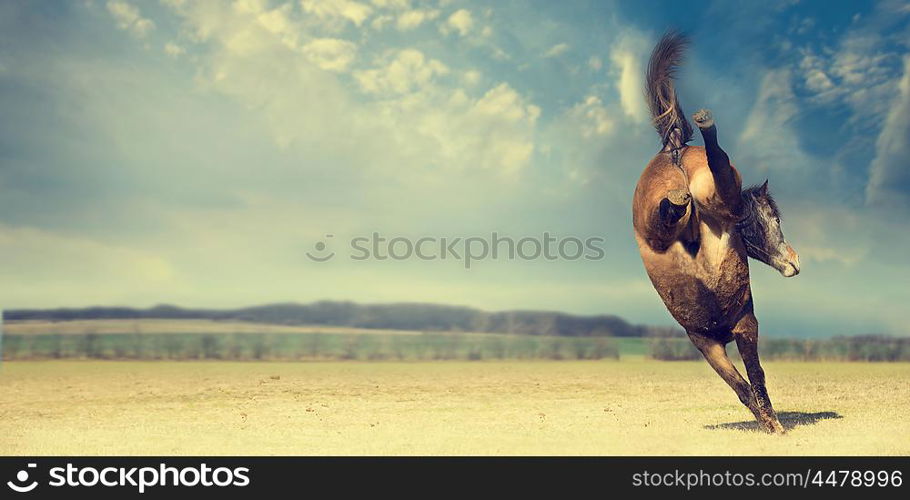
[{"xmin": 705, "ymin": 411, "xmax": 843, "ymax": 431}]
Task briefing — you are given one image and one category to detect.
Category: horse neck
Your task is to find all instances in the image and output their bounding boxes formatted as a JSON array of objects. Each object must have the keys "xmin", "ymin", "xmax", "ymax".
[{"xmin": 736, "ymin": 195, "xmax": 767, "ymax": 257}]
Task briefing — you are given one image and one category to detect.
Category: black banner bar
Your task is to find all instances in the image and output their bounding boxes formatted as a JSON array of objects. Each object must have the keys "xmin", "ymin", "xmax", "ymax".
[{"xmin": 0, "ymin": 457, "xmax": 907, "ymax": 498}]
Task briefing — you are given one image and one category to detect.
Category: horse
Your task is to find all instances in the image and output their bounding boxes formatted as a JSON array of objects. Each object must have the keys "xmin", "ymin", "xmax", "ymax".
[{"xmin": 632, "ymin": 32, "xmax": 800, "ymax": 433}]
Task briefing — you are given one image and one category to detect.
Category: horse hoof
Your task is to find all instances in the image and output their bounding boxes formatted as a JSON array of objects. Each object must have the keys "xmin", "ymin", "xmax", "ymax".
[
  {"xmin": 667, "ymin": 189, "xmax": 691, "ymax": 207},
  {"xmin": 693, "ymin": 109, "xmax": 714, "ymax": 129},
  {"xmin": 762, "ymin": 419, "xmax": 786, "ymax": 434}
]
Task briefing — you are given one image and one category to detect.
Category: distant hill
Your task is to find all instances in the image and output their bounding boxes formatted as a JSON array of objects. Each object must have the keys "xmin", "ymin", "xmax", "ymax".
[{"xmin": 3, "ymin": 301, "xmax": 680, "ymax": 338}]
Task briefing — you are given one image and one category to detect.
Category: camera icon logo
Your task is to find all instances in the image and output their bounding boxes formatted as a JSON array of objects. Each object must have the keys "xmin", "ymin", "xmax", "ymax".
[{"xmin": 7, "ymin": 463, "xmax": 38, "ymax": 493}]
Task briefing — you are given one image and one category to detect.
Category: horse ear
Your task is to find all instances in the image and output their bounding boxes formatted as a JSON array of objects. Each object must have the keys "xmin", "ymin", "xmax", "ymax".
[{"xmin": 759, "ymin": 179, "xmax": 769, "ymax": 195}]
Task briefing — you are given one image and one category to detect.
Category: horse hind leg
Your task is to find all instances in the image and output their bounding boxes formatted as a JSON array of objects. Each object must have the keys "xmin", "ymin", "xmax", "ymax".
[
  {"xmin": 732, "ymin": 314, "xmax": 785, "ymax": 433},
  {"xmin": 687, "ymin": 332, "xmax": 764, "ymax": 422}
]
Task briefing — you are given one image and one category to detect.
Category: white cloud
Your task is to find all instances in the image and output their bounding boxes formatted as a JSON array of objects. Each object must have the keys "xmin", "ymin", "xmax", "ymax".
[
  {"xmin": 370, "ymin": 0, "xmax": 410, "ymax": 9},
  {"xmin": 232, "ymin": 0, "xmax": 268, "ymax": 14},
  {"xmin": 804, "ymin": 68, "xmax": 834, "ymax": 93},
  {"xmin": 442, "ymin": 9, "xmax": 473, "ymax": 36},
  {"xmin": 538, "ymin": 92, "xmax": 636, "ymax": 188},
  {"xmin": 740, "ymin": 70, "xmax": 797, "ymax": 140},
  {"xmin": 396, "ymin": 9, "xmax": 439, "ymax": 30},
  {"xmin": 352, "ymin": 78, "xmax": 540, "ymax": 174},
  {"xmin": 302, "ymin": 38, "xmax": 357, "ymax": 71},
  {"xmin": 736, "ymin": 69, "xmax": 805, "ymax": 172},
  {"xmin": 568, "ymin": 96, "xmax": 614, "ymax": 138},
  {"xmin": 866, "ymin": 55, "xmax": 910, "ymax": 210},
  {"xmin": 300, "ymin": 0, "xmax": 373, "ymax": 28},
  {"xmin": 161, "ymin": 1, "xmax": 355, "ymax": 148},
  {"xmin": 462, "ymin": 69, "xmax": 481, "ymax": 86},
  {"xmin": 830, "ymin": 34, "xmax": 892, "ymax": 87},
  {"xmin": 162, "ymin": 1, "xmax": 540, "ymax": 177},
  {"xmin": 796, "ymin": 4, "xmax": 908, "ymax": 125},
  {"xmin": 412, "ymin": 83, "xmax": 540, "ymax": 173},
  {"xmin": 354, "ymin": 49, "xmax": 448, "ymax": 94},
  {"xmin": 164, "ymin": 42, "xmax": 186, "ymax": 57},
  {"xmin": 370, "ymin": 14, "xmax": 393, "ymax": 29},
  {"xmin": 472, "ymin": 83, "xmax": 540, "ymax": 124},
  {"xmin": 106, "ymin": 0, "xmax": 155, "ymax": 38},
  {"xmin": 256, "ymin": 3, "xmax": 299, "ymax": 47},
  {"xmin": 830, "ymin": 53, "xmax": 899, "ymax": 123},
  {"xmin": 609, "ymin": 32, "xmax": 648, "ymax": 122},
  {"xmin": 543, "ymin": 43, "xmax": 570, "ymax": 58}
]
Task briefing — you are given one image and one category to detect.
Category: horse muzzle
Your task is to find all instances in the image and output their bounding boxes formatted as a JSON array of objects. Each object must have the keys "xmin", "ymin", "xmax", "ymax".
[{"xmin": 779, "ymin": 244, "xmax": 800, "ymax": 277}]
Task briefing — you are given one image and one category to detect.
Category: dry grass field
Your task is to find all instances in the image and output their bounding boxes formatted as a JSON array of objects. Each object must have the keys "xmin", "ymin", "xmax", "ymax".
[{"xmin": 1, "ymin": 359, "xmax": 908, "ymax": 455}]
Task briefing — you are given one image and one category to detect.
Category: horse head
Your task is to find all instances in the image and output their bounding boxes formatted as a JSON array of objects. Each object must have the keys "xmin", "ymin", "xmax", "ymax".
[{"xmin": 738, "ymin": 180, "xmax": 800, "ymax": 277}]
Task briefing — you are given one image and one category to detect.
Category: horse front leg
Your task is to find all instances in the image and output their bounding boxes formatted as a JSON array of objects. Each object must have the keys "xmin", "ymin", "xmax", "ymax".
[{"xmin": 732, "ymin": 313, "xmax": 785, "ymax": 433}]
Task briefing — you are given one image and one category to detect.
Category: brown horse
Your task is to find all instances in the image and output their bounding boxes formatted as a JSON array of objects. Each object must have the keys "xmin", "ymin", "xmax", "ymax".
[{"xmin": 632, "ymin": 33, "xmax": 800, "ymax": 433}]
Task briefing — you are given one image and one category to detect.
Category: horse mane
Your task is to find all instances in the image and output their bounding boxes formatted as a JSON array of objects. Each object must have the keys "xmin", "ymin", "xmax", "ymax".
[{"xmin": 743, "ymin": 184, "xmax": 780, "ymax": 218}]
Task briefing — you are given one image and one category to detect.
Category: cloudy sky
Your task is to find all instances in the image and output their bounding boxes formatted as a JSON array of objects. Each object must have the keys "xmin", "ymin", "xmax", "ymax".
[{"xmin": 1, "ymin": 0, "xmax": 908, "ymax": 337}]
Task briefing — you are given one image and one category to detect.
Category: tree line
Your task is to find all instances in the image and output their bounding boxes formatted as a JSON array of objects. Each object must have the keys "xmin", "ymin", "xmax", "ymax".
[{"xmin": 3, "ymin": 301, "xmax": 680, "ymax": 338}]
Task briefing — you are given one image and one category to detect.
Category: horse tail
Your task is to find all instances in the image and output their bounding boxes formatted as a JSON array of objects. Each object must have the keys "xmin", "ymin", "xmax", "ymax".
[{"xmin": 646, "ymin": 31, "xmax": 692, "ymax": 151}]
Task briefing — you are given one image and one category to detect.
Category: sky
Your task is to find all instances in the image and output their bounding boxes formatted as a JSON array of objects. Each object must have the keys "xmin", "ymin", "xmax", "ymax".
[{"xmin": 0, "ymin": 0, "xmax": 908, "ymax": 337}]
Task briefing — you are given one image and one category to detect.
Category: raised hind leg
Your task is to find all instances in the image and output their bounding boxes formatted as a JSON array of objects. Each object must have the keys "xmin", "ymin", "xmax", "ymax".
[
  {"xmin": 632, "ymin": 159, "xmax": 692, "ymax": 252},
  {"xmin": 732, "ymin": 313, "xmax": 785, "ymax": 433},
  {"xmin": 687, "ymin": 332, "xmax": 763, "ymax": 422}
]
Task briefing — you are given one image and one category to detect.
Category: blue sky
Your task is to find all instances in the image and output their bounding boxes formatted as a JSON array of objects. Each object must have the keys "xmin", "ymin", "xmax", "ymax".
[{"xmin": 1, "ymin": 0, "xmax": 908, "ymax": 337}]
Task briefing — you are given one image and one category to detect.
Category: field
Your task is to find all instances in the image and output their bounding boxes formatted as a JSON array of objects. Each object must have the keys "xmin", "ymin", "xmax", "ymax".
[
  {"xmin": 0, "ymin": 319, "xmax": 629, "ymax": 361},
  {"xmin": 3, "ymin": 319, "xmax": 906, "ymax": 361},
  {"xmin": 1, "ymin": 359, "xmax": 908, "ymax": 455}
]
